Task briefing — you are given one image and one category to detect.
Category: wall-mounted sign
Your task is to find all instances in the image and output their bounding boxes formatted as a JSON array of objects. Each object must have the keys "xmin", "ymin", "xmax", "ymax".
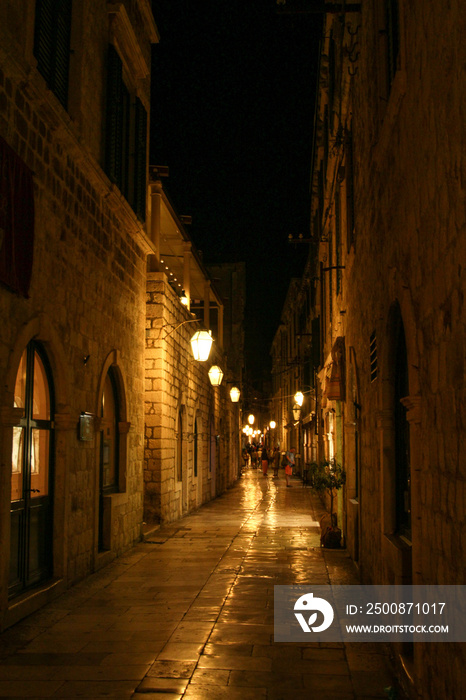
[{"xmin": 79, "ymin": 412, "xmax": 94, "ymax": 442}]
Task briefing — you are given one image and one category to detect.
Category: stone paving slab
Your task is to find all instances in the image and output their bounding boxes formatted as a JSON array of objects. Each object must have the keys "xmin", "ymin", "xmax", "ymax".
[{"xmin": 0, "ymin": 470, "xmax": 404, "ymax": 699}]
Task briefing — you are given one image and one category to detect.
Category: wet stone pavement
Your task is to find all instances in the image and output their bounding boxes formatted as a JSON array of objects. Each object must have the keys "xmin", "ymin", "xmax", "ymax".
[{"xmin": 0, "ymin": 469, "xmax": 402, "ymax": 699}]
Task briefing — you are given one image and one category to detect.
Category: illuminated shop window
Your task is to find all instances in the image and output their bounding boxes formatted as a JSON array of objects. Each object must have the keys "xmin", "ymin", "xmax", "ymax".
[{"xmin": 10, "ymin": 342, "xmax": 54, "ymax": 595}]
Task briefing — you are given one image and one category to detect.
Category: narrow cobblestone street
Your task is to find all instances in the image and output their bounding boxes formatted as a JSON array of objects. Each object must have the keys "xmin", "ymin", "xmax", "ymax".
[{"xmin": 0, "ymin": 470, "xmax": 401, "ymax": 699}]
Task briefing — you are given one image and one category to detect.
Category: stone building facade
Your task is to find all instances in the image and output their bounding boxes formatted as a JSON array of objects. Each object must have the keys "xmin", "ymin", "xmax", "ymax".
[
  {"xmin": 273, "ymin": 2, "xmax": 465, "ymax": 698},
  {"xmin": 144, "ymin": 184, "xmax": 242, "ymax": 524},
  {"xmin": 0, "ymin": 1, "xmax": 241, "ymax": 632}
]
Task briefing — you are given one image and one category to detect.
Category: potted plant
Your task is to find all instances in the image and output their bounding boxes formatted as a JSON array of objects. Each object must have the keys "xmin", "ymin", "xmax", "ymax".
[{"xmin": 309, "ymin": 459, "xmax": 346, "ymax": 547}]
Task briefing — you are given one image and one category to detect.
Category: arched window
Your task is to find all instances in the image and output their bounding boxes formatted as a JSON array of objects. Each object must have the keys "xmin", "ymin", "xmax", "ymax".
[
  {"xmin": 10, "ymin": 342, "xmax": 54, "ymax": 596},
  {"xmin": 100, "ymin": 368, "xmax": 119, "ymax": 493}
]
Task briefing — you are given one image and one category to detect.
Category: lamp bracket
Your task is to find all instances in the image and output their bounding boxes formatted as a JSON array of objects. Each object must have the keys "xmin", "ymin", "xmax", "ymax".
[{"xmin": 156, "ymin": 318, "xmax": 199, "ymax": 340}]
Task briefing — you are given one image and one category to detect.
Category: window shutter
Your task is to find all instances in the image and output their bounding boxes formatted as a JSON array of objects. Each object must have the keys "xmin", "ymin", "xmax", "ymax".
[
  {"xmin": 120, "ymin": 84, "xmax": 131, "ymax": 201},
  {"xmin": 386, "ymin": 0, "xmax": 400, "ymax": 89},
  {"xmin": 329, "ymin": 223, "xmax": 333, "ymax": 321},
  {"xmin": 323, "ymin": 105, "xmax": 329, "ymax": 177},
  {"xmin": 34, "ymin": 0, "xmax": 71, "ymax": 109},
  {"xmin": 335, "ymin": 187, "xmax": 342, "ymax": 294},
  {"xmin": 318, "ymin": 164, "xmax": 324, "ymax": 240},
  {"xmin": 105, "ymin": 45, "xmax": 123, "ymax": 186},
  {"xmin": 311, "ymin": 317, "xmax": 321, "ymax": 369},
  {"xmin": 53, "ymin": 0, "xmax": 72, "ymax": 108},
  {"xmin": 133, "ymin": 97, "xmax": 147, "ymax": 222},
  {"xmin": 34, "ymin": 0, "xmax": 54, "ymax": 88},
  {"xmin": 328, "ymin": 32, "xmax": 335, "ymax": 134},
  {"xmin": 346, "ymin": 132, "xmax": 355, "ymax": 252}
]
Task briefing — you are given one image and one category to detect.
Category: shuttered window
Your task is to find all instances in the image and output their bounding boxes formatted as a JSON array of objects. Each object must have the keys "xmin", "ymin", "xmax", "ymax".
[
  {"xmin": 33, "ymin": 0, "xmax": 72, "ymax": 109},
  {"xmin": 311, "ymin": 317, "xmax": 321, "ymax": 369},
  {"xmin": 386, "ymin": 0, "xmax": 400, "ymax": 89},
  {"xmin": 104, "ymin": 45, "xmax": 147, "ymax": 222},
  {"xmin": 323, "ymin": 105, "xmax": 329, "ymax": 177},
  {"xmin": 317, "ymin": 164, "xmax": 324, "ymax": 240},
  {"xmin": 335, "ymin": 187, "xmax": 342, "ymax": 294},
  {"xmin": 328, "ymin": 32, "xmax": 335, "ymax": 134},
  {"xmin": 345, "ymin": 131, "xmax": 355, "ymax": 252},
  {"xmin": 133, "ymin": 97, "xmax": 148, "ymax": 221},
  {"xmin": 105, "ymin": 45, "xmax": 124, "ymax": 187}
]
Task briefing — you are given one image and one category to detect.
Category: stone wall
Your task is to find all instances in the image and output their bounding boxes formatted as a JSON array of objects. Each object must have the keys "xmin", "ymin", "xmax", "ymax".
[
  {"xmin": 145, "ymin": 273, "xmax": 240, "ymax": 524},
  {"xmin": 343, "ymin": 2, "xmax": 466, "ymax": 697},
  {"xmin": 0, "ymin": 0, "xmax": 152, "ymax": 629}
]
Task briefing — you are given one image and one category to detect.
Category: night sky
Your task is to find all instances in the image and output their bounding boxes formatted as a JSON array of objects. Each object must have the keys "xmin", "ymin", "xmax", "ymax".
[{"xmin": 150, "ymin": 1, "xmax": 322, "ymax": 384}]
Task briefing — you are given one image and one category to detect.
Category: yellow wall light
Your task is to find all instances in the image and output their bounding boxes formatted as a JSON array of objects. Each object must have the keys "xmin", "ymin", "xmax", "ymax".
[
  {"xmin": 190, "ymin": 329, "xmax": 213, "ymax": 361},
  {"xmin": 208, "ymin": 365, "xmax": 224, "ymax": 386},
  {"xmin": 230, "ymin": 386, "xmax": 241, "ymax": 402}
]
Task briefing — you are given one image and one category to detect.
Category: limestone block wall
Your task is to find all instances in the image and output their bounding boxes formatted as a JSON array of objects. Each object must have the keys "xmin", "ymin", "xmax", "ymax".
[
  {"xmin": 342, "ymin": 2, "xmax": 466, "ymax": 697},
  {"xmin": 145, "ymin": 273, "xmax": 239, "ymax": 524},
  {"xmin": 0, "ymin": 1, "xmax": 151, "ymax": 628}
]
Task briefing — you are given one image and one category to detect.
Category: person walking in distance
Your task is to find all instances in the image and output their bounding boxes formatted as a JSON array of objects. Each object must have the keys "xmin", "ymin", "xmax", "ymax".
[
  {"xmin": 285, "ymin": 447, "xmax": 296, "ymax": 487},
  {"xmin": 261, "ymin": 444, "xmax": 269, "ymax": 477}
]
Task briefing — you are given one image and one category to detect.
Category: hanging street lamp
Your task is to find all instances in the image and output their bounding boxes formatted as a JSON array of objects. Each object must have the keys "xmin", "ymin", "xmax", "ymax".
[
  {"xmin": 190, "ymin": 329, "xmax": 213, "ymax": 361},
  {"xmin": 230, "ymin": 386, "xmax": 240, "ymax": 402},
  {"xmin": 248, "ymin": 414, "xmax": 255, "ymax": 425},
  {"xmin": 208, "ymin": 365, "xmax": 224, "ymax": 386},
  {"xmin": 292, "ymin": 403, "xmax": 301, "ymax": 421},
  {"xmin": 269, "ymin": 420, "xmax": 276, "ymax": 429},
  {"xmin": 294, "ymin": 391, "xmax": 304, "ymax": 407}
]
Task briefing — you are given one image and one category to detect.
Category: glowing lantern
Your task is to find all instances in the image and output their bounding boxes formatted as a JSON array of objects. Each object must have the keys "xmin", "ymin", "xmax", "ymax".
[
  {"xmin": 208, "ymin": 365, "xmax": 224, "ymax": 386},
  {"xmin": 190, "ymin": 330, "xmax": 213, "ymax": 361},
  {"xmin": 230, "ymin": 386, "xmax": 241, "ymax": 402}
]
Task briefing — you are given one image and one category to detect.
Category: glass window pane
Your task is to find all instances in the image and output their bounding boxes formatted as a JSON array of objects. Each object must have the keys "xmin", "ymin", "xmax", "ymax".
[
  {"xmin": 33, "ymin": 352, "xmax": 50, "ymax": 420},
  {"xmin": 30, "ymin": 429, "xmax": 49, "ymax": 497},
  {"xmin": 11, "ymin": 427, "xmax": 24, "ymax": 501},
  {"xmin": 14, "ymin": 349, "xmax": 27, "ymax": 411}
]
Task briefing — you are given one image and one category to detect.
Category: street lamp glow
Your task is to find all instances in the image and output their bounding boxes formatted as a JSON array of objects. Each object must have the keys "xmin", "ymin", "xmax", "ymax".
[
  {"xmin": 269, "ymin": 420, "xmax": 276, "ymax": 429},
  {"xmin": 248, "ymin": 414, "xmax": 255, "ymax": 425},
  {"xmin": 190, "ymin": 330, "xmax": 213, "ymax": 361},
  {"xmin": 208, "ymin": 365, "xmax": 224, "ymax": 386},
  {"xmin": 294, "ymin": 391, "xmax": 304, "ymax": 407},
  {"xmin": 230, "ymin": 386, "xmax": 241, "ymax": 402}
]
